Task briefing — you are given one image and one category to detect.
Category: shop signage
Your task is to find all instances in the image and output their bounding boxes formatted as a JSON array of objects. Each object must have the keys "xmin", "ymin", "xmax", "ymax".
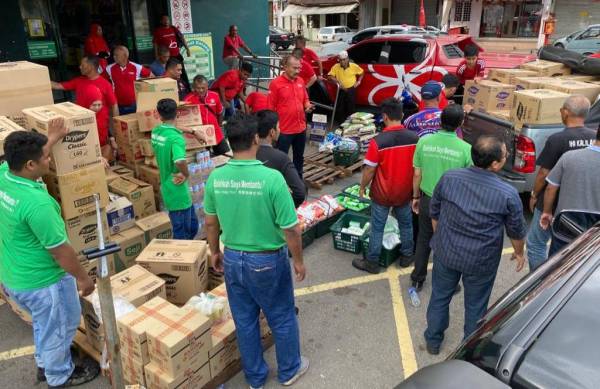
[
  {"xmin": 170, "ymin": 0, "xmax": 193, "ymax": 33},
  {"xmin": 183, "ymin": 33, "xmax": 214, "ymax": 80},
  {"xmin": 136, "ymin": 35, "xmax": 154, "ymax": 51},
  {"xmin": 27, "ymin": 41, "xmax": 57, "ymax": 59}
]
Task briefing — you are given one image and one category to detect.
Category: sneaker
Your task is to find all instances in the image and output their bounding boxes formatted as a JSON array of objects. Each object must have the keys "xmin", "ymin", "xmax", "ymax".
[
  {"xmin": 411, "ymin": 280, "xmax": 424, "ymax": 292},
  {"xmin": 398, "ymin": 254, "xmax": 414, "ymax": 268},
  {"xmin": 282, "ymin": 356, "xmax": 310, "ymax": 386},
  {"xmin": 37, "ymin": 367, "xmax": 46, "ymax": 382},
  {"xmin": 47, "ymin": 359, "xmax": 100, "ymax": 388},
  {"xmin": 426, "ymin": 343, "xmax": 440, "ymax": 355},
  {"xmin": 352, "ymin": 258, "xmax": 380, "ymax": 274}
]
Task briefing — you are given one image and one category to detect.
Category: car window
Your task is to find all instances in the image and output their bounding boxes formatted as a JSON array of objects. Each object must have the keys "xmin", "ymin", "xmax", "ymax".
[
  {"xmin": 386, "ymin": 41, "xmax": 428, "ymax": 64},
  {"xmin": 352, "ymin": 31, "xmax": 377, "ymax": 44},
  {"xmin": 348, "ymin": 41, "xmax": 384, "ymax": 64},
  {"xmin": 443, "ymin": 44, "xmax": 464, "ymax": 59},
  {"xmin": 579, "ymin": 27, "xmax": 600, "ymax": 40},
  {"xmin": 335, "ymin": 28, "xmax": 344, "ymax": 33},
  {"xmin": 320, "ymin": 28, "xmax": 334, "ymax": 34}
]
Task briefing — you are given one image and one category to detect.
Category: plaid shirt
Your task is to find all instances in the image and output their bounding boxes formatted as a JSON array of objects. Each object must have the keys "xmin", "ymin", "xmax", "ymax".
[{"xmin": 430, "ymin": 167, "xmax": 527, "ymax": 275}]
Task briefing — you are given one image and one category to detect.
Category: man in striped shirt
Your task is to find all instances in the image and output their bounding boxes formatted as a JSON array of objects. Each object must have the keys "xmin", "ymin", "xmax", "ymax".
[{"xmin": 424, "ymin": 136, "xmax": 527, "ymax": 355}]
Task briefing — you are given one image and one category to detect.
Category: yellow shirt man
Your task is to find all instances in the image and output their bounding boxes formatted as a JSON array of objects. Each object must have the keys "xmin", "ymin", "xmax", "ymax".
[{"xmin": 328, "ymin": 62, "xmax": 364, "ymax": 89}]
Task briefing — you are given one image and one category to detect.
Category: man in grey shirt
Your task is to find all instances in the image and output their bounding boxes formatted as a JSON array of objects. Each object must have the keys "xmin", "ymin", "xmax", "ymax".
[{"xmin": 540, "ymin": 126, "xmax": 600, "ymax": 256}]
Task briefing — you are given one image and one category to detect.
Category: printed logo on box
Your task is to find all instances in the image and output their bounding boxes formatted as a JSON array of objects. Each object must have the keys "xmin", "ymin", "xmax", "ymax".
[
  {"xmin": 468, "ymin": 86, "xmax": 479, "ymax": 94},
  {"xmin": 496, "ymin": 92, "xmax": 510, "ymax": 100}
]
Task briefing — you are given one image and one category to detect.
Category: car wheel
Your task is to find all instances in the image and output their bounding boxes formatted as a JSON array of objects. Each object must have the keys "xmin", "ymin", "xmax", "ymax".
[
  {"xmin": 270, "ymin": 42, "xmax": 277, "ymax": 51},
  {"xmin": 554, "ymin": 43, "xmax": 564, "ymax": 49}
]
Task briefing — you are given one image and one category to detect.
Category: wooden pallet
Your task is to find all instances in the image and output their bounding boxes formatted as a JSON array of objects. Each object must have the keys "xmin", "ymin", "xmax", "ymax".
[{"xmin": 303, "ymin": 151, "xmax": 363, "ymax": 189}]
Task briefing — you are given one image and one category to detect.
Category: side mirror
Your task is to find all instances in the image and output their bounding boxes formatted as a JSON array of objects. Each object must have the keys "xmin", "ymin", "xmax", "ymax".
[{"xmin": 552, "ymin": 210, "xmax": 600, "ymax": 245}]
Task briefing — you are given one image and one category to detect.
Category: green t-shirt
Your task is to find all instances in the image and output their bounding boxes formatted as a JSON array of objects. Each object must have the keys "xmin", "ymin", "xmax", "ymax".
[
  {"xmin": 204, "ymin": 159, "xmax": 298, "ymax": 251},
  {"xmin": 151, "ymin": 123, "xmax": 192, "ymax": 211},
  {"xmin": 0, "ymin": 163, "xmax": 68, "ymax": 291},
  {"xmin": 413, "ymin": 130, "xmax": 473, "ymax": 197}
]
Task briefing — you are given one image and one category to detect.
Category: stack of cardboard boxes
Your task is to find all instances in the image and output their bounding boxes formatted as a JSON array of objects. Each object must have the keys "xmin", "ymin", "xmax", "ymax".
[{"xmin": 0, "ymin": 61, "xmax": 53, "ymax": 121}]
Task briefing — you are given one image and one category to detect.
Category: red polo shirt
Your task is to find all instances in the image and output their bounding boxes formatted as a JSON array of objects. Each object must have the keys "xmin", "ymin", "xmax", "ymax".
[
  {"xmin": 60, "ymin": 76, "xmax": 117, "ymax": 145},
  {"xmin": 364, "ymin": 124, "xmax": 419, "ymax": 206},
  {"xmin": 183, "ymin": 90, "xmax": 225, "ymax": 144},
  {"xmin": 418, "ymin": 91, "xmax": 449, "ymax": 111},
  {"xmin": 456, "ymin": 58, "xmax": 486, "ymax": 84},
  {"xmin": 246, "ymin": 92, "xmax": 269, "ymax": 113},
  {"xmin": 210, "ymin": 70, "xmax": 245, "ymax": 101},
  {"xmin": 298, "ymin": 59, "xmax": 316, "ymax": 86},
  {"xmin": 153, "ymin": 26, "xmax": 181, "ymax": 56},
  {"xmin": 106, "ymin": 61, "xmax": 151, "ymax": 106},
  {"xmin": 302, "ymin": 48, "xmax": 320, "ymax": 68},
  {"xmin": 268, "ymin": 74, "xmax": 309, "ymax": 135},
  {"xmin": 223, "ymin": 35, "xmax": 246, "ymax": 58}
]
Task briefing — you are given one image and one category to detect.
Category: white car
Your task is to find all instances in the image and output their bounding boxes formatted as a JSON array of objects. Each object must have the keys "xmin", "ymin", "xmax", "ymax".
[
  {"xmin": 318, "ymin": 26, "xmax": 355, "ymax": 43},
  {"xmin": 348, "ymin": 24, "xmax": 444, "ymax": 44}
]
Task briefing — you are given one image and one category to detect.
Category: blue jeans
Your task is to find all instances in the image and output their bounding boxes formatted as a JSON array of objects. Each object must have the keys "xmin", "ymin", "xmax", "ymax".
[
  {"xmin": 6, "ymin": 275, "xmax": 80, "ymax": 386},
  {"xmin": 118, "ymin": 104, "xmax": 137, "ymax": 115},
  {"xmin": 223, "ymin": 247, "xmax": 301, "ymax": 387},
  {"xmin": 276, "ymin": 131, "xmax": 306, "ymax": 178},
  {"xmin": 168, "ymin": 206, "xmax": 199, "ymax": 240},
  {"xmin": 526, "ymin": 208, "xmax": 551, "ymax": 271},
  {"xmin": 424, "ymin": 259, "xmax": 496, "ymax": 348},
  {"xmin": 367, "ymin": 201, "xmax": 414, "ymax": 262}
]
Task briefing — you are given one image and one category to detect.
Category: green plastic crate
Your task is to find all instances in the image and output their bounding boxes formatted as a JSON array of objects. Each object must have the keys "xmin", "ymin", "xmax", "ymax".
[
  {"xmin": 302, "ymin": 226, "xmax": 316, "ymax": 248},
  {"xmin": 361, "ymin": 236, "xmax": 400, "ymax": 267},
  {"xmin": 315, "ymin": 211, "xmax": 345, "ymax": 238},
  {"xmin": 333, "ymin": 148, "xmax": 360, "ymax": 166},
  {"xmin": 341, "ymin": 183, "xmax": 371, "ymax": 201},
  {"xmin": 330, "ymin": 212, "xmax": 370, "ymax": 254}
]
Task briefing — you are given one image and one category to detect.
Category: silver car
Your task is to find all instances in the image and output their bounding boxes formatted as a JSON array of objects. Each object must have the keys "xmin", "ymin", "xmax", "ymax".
[{"xmin": 554, "ymin": 25, "xmax": 600, "ymax": 55}]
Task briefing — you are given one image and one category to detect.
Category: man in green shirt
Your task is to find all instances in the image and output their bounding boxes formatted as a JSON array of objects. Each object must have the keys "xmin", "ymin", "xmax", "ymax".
[
  {"xmin": 410, "ymin": 104, "xmax": 473, "ymax": 292},
  {"xmin": 0, "ymin": 120, "xmax": 98, "ymax": 388},
  {"xmin": 151, "ymin": 98, "xmax": 206, "ymax": 239},
  {"xmin": 204, "ymin": 113, "xmax": 308, "ymax": 389}
]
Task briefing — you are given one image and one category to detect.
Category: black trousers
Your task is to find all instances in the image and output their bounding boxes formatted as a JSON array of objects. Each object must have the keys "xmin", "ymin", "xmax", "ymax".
[
  {"xmin": 335, "ymin": 87, "xmax": 356, "ymax": 122},
  {"xmin": 411, "ymin": 194, "xmax": 433, "ymax": 283}
]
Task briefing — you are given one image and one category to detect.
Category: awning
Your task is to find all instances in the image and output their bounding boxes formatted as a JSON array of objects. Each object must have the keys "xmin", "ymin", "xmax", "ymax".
[{"xmin": 281, "ymin": 3, "xmax": 358, "ymax": 16}]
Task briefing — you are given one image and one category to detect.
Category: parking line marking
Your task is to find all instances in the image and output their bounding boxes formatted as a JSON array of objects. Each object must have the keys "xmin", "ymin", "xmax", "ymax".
[
  {"xmin": 0, "ymin": 345, "xmax": 35, "ymax": 361},
  {"xmin": 295, "ymin": 272, "xmax": 388, "ymax": 297}
]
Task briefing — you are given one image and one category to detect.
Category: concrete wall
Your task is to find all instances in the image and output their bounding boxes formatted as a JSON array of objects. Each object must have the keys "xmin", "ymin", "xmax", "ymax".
[
  {"xmin": 190, "ymin": 0, "xmax": 269, "ymax": 77},
  {"xmin": 552, "ymin": 0, "xmax": 600, "ymax": 40}
]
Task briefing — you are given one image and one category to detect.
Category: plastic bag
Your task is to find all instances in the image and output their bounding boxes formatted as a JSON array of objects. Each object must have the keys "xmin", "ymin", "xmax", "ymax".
[
  {"xmin": 184, "ymin": 293, "xmax": 227, "ymax": 323},
  {"xmin": 382, "ymin": 215, "xmax": 401, "ymax": 250}
]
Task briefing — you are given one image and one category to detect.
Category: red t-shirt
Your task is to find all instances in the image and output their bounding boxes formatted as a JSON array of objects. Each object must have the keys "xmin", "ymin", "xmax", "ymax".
[
  {"xmin": 268, "ymin": 75, "xmax": 309, "ymax": 135},
  {"xmin": 298, "ymin": 59, "xmax": 316, "ymax": 86},
  {"xmin": 418, "ymin": 91, "xmax": 449, "ymax": 111},
  {"xmin": 302, "ymin": 48, "xmax": 320, "ymax": 67},
  {"xmin": 246, "ymin": 92, "xmax": 269, "ymax": 113},
  {"xmin": 183, "ymin": 90, "xmax": 225, "ymax": 144},
  {"xmin": 106, "ymin": 61, "xmax": 151, "ymax": 106},
  {"xmin": 456, "ymin": 58, "xmax": 486, "ymax": 84},
  {"xmin": 223, "ymin": 35, "xmax": 246, "ymax": 58},
  {"xmin": 210, "ymin": 70, "xmax": 245, "ymax": 101},
  {"xmin": 61, "ymin": 76, "xmax": 117, "ymax": 145},
  {"xmin": 153, "ymin": 26, "xmax": 181, "ymax": 56},
  {"xmin": 364, "ymin": 125, "xmax": 419, "ymax": 206}
]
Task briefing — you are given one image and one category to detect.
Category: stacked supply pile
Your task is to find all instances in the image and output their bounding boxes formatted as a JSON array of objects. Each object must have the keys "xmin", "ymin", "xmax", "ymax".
[
  {"xmin": 0, "ymin": 61, "xmax": 53, "ymax": 121},
  {"xmin": 335, "ymin": 112, "xmax": 377, "ymax": 152},
  {"xmin": 463, "ymin": 80, "xmax": 516, "ymax": 114},
  {"xmin": 113, "ymin": 114, "xmax": 147, "ymax": 173}
]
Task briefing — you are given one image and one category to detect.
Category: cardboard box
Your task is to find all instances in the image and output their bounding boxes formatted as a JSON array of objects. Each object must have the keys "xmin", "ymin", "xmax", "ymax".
[
  {"xmin": 114, "ymin": 114, "xmax": 145, "ymax": 145},
  {"xmin": 209, "ymin": 317, "xmax": 240, "ymax": 378},
  {"xmin": 122, "ymin": 354, "xmax": 146, "ymax": 387},
  {"xmin": 137, "ymin": 165, "xmax": 161, "ymax": 191},
  {"xmin": 109, "ymin": 176, "xmax": 156, "ymax": 219},
  {"xmin": 464, "ymin": 80, "xmax": 516, "ymax": 112},
  {"xmin": 145, "ymin": 300, "xmax": 212, "ymax": 377},
  {"xmin": 144, "ymin": 360, "xmax": 210, "ymax": 389},
  {"xmin": 176, "ymin": 104, "xmax": 203, "ymax": 128},
  {"xmin": 110, "ymin": 226, "xmax": 147, "ymax": 273},
  {"xmin": 79, "ymin": 257, "xmax": 117, "ymax": 283},
  {"xmin": 82, "ymin": 265, "xmax": 166, "ymax": 351},
  {"xmin": 138, "ymin": 138, "xmax": 154, "ymax": 157},
  {"xmin": 0, "ymin": 116, "xmax": 26, "ymax": 157},
  {"xmin": 116, "ymin": 137, "xmax": 145, "ymax": 166},
  {"xmin": 558, "ymin": 74, "xmax": 599, "ymax": 82},
  {"xmin": 487, "ymin": 68, "xmax": 537, "ymax": 85},
  {"xmin": 106, "ymin": 164, "xmax": 135, "ymax": 184},
  {"xmin": 136, "ymin": 239, "xmax": 208, "ymax": 305},
  {"xmin": 106, "ymin": 194, "xmax": 136, "ymax": 234},
  {"xmin": 511, "ymin": 89, "xmax": 569, "ymax": 129},
  {"xmin": 44, "ymin": 163, "xmax": 109, "ymax": 219},
  {"xmin": 185, "ymin": 125, "xmax": 217, "ymax": 148},
  {"xmin": 520, "ymin": 59, "xmax": 571, "ymax": 77},
  {"xmin": 0, "ymin": 61, "xmax": 53, "ymax": 118},
  {"xmin": 136, "ymin": 79, "xmax": 179, "ymax": 133},
  {"xmin": 136, "ymin": 212, "xmax": 173, "ymax": 243},
  {"xmin": 488, "ymin": 110, "xmax": 511, "ymax": 121},
  {"xmin": 64, "ymin": 209, "xmax": 110, "ymax": 254},
  {"xmin": 543, "ymin": 79, "xmax": 600, "ymax": 104},
  {"xmin": 22, "ymin": 103, "xmax": 102, "ymax": 175},
  {"xmin": 135, "ymin": 78, "xmax": 178, "ymax": 96},
  {"xmin": 514, "ymin": 76, "xmax": 556, "ymax": 91}
]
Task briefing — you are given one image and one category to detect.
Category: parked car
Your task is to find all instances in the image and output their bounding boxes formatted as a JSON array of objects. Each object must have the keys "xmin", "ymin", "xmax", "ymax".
[
  {"xmin": 553, "ymin": 24, "xmax": 600, "ymax": 55},
  {"xmin": 319, "ymin": 34, "xmax": 536, "ymax": 107},
  {"xmin": 317, "ymin": 26, "xmax": 355, "ymax": 43},
  {"xmin": 461, "ymin": 98, "xmax": 600, "ymax": 193},
  {"xmin": 348, "ymin": 25, "xmax": 428, "ymax": 44},
  {"xmin": 269, "ymin": 26, "xmax": 295, "ymax": 51},
  {"xmin": 396, "ymin": 210, "xmax": 600, "ymax": 389}
]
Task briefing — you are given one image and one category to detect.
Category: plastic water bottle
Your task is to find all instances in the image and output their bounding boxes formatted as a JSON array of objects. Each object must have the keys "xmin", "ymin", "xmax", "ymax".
[{"xmin": 408, "ymin": 287, "xmax": 421, "ymax": 307}]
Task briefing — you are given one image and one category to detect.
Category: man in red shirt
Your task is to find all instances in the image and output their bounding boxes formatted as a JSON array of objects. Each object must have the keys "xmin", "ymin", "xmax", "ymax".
[
  {"xmin": 51, "ymin": 55, "xmax": 118, "ymax": 158},
  {"xmin": 245, "ymin": 91, "xmax": 269, "ymax": 113},
  {"xmin": 223, "ymin": 25, "xmax": 257, "ymax": 70},
  {"xmin": 353, "ymin": 97, "xmax": 418, "ymax": 274},
  {"xmin": 268, "ymin": 55, "xmax": 314, "ymax": 177},
  {"xmin": 106, "ymin": 45, "xmax": 153, "ymax": 115},
  {"xmin": 295, "ymin": 36, "xmax": 322, "ymax": 78},
  {"xmin": 184, "ymin": 75, "xmax": 230, "ymax": 156},
  {"xmin": 417, "ymin": 73, "xmax": 460, "ymax": 111},
  {"xmin": 456, "ymin": 44, "xmax": 486, "ymax": 85},
  {"xmin": 292, "ymin": 48, "xmax": 317, "ymax": 88},
  {"xmin": 210, "ymin": 62, "xmax": 253, "ymax": 118},
  {"xmin": 153, "ymin": 15, "xmax": 191, "ymax": 88}
]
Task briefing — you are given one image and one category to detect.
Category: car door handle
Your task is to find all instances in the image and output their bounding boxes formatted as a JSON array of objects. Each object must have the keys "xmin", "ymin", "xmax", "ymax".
[{"xmin": 410, "ymin": 70, "xmax": 422, "ymax": 74}]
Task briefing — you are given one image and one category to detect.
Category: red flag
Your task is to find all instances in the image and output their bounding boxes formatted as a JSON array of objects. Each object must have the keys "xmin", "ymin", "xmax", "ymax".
[{"xmin": 419, "ymin": 0, "xmax": 426, "ymax": 27}]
